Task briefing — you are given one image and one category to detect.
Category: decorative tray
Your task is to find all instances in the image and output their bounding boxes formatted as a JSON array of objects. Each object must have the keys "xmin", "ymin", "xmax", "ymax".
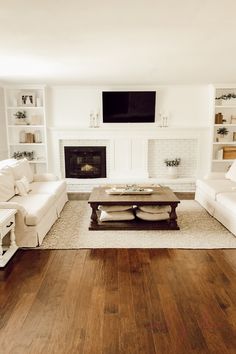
[{"xmin": 105, "ymin": 188, "xmax": 153, "ymax": 195}]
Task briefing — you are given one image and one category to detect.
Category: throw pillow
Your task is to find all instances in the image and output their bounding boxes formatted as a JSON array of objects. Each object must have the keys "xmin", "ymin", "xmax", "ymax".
[
  {"xmin": 10, "ymin": 158, "xmax": 33, "ymax": 182},
  {"xmin": 0, "ymin": 167, "xmax": 15, "ymax": 202},
  {"xmin": 136, "ymin": 209, "xmax": 169, "ymax": 221},
  {"xmin": 138, "ymin": 205, "xmax": 171, "ymax": 214},
  {"xmin": 225, "ymin": 160, "xmax": 236, "ymax": 182},
  {"xmin": 99, "ymin": 210, "xmax": 135, "ymax": 222},
  {"xmin": 98, "ymin": 205, "xmax": 133, "ymax": 212},
  {"xmin": 15, "ymin": 176, "xmax": 31, "ymax": 196}
]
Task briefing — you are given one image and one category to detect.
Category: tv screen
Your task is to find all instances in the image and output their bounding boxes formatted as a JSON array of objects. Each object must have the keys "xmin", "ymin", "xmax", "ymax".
[{"xmin": 102, "ymin": 91, "xmax": 156, "ymax": 123}]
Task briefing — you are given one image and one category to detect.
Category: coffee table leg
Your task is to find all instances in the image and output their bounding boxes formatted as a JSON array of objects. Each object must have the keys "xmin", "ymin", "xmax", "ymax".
[
  {"xmin": 169, "ymin": 202, "xmax": 179, "ymax": 229},
  {"xmin": 90, "ymin": 203, "xmax": 99, "ymax": 228}
]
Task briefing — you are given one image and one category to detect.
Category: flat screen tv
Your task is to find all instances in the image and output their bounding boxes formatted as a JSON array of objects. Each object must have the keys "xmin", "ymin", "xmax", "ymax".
[{"xmin": 102, "ymin": 91, "xmax": 156, "ymax": 123}]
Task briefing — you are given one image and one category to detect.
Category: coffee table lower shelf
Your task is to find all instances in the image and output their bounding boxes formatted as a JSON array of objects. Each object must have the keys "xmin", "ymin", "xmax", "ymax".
[{"xmin": 89, "ymin": 217, "xmax": 179, "ymax": 231}]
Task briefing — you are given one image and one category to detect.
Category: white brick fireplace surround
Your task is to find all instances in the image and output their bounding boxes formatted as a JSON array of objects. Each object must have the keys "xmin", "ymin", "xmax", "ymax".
[{"xmin": 48, "ymin": 126, "xmax": 210, "ymax": 192}]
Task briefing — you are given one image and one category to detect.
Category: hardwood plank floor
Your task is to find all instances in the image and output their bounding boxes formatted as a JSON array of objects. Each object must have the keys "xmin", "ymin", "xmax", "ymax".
[{"xmin": 1, "ymin": 249, "xmax": 236, "ymax": 353}]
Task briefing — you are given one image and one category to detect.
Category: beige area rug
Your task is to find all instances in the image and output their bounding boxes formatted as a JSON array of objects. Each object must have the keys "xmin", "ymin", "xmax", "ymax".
[{"xmin": 39, "ymin": 200, "xmax": 236, "ymax": 249}]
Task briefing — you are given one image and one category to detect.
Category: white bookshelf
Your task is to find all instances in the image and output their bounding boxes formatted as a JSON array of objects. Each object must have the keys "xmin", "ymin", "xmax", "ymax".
[
  {"xmin": 4, "ymin": 85, "xmax": 48, "ymax": 173},
  {"xmin": 212, "ymin": 87, "xmax": 236, "ymax": 172}
]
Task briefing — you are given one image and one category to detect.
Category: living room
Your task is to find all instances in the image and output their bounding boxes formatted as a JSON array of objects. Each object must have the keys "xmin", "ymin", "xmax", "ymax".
[{"xmin": 1, "ymin": 1, "xmax": 236, "ymax": 353}]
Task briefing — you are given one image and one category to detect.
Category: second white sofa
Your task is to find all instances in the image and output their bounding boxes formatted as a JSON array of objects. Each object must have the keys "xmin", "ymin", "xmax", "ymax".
[
  {"xmin": 0, "ymin": 158, "xmax": 68, "ymax": 247},
  {"xmin": 195, "ymin": 160, "xmax": 236, "ymax": 236}
]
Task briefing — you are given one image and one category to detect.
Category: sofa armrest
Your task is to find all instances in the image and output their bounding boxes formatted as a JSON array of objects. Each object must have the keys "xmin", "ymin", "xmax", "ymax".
[
  {"xmin": 33, "ymin": 173, "xmax": 59, "ymax": 182},
  {"xmin": 0, "ymin": 202, "xmax": 27, "ymax": 217},
  {"xmin": 204, "ymin": 172, "xmax": 226, "ymax": 180}
]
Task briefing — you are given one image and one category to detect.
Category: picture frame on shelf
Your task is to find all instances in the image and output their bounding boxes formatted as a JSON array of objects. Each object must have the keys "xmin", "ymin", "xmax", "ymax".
[
  {"xmin": 233, "ymin": 132, "xmax": 236, "ymax": 142},
  {"xmin": 18, "ymin": 91, "xmax": 36, "ymax": 107},
  {"xmin": 231, "ymin": 117, "xmax": 236, "ymax": 124}
]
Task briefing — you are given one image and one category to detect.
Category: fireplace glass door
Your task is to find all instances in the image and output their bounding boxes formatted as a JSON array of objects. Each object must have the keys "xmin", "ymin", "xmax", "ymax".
[{"xmin": 64, "ymin": 146, "xmax": 106, "ymax": 178}]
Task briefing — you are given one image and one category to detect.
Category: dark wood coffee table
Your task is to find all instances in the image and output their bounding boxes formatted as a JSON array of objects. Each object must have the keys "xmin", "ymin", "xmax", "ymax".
[{"xmin": 88, "ymin": 186, "xmax": 180, "ymax": 230}]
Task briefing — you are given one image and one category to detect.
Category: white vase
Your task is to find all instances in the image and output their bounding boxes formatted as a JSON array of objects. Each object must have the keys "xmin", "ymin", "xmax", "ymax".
[
  {"xmin": 15, "ymin": 118, "xmax": 27, "ymax": 125},
  {"xmin": 217, "ymin": 135, "xmax": 229, "ymax": 142},
  {"xmin": 167, "ymin": 166, "xmax": 178, "ymax": 179}
]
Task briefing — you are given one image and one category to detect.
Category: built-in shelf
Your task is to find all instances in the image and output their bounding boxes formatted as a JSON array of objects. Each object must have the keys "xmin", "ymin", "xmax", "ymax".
[
  {"xmin": 4, "ymin": 85, "xmax": 48, "ymax": 173},
  {"xmin": 7, "ymin": 106, "xmax": 44, "ymax": 110},
  {"xmin": 213, "ymin": 142, "xmax": 236, "ymax": 145},
  {"xmin": 8, "ymin": 125, "xmax": 44, "ymax": 128},
  {"xmin": 29, "ymin": 160, "xmax": 46, "ymax": 164},
  {"xmin": 212, "ymin": 159, "xmax": 235, "ymax": 162},
  {"xmin": 214, "ymin": 124, "xmax": 236, "ymax": 127},
  {"xmin": 215, "ymin": 105, "xmax": 236, "ymax": 108},
  {"xmin": 9, "ymin": 143, "xmax": 45, "ymax": 146},
  {"xmin": 212, "ymin": 87, "xmax": 236, "ymax": 172}
]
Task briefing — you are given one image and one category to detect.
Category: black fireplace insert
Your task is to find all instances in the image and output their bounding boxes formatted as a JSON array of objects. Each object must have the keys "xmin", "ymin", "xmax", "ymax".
[{"xmin": 64, "ymin": 146, "xmax": 106, "ymax": 178}]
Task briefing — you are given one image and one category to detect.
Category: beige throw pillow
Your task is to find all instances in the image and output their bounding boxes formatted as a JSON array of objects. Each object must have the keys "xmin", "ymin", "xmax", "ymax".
[
  {"xmin": 138, "ymin": 205, "xmax": 171, "ymax": 214},
  {"xmin": 10, "ymin": 158, "xmax": 33, "ymax": 182},
  {"xmin": 99, "ymin": 210, "xmax": 135, "ymax": 222},
  {"xmin": 225, "ymin": 160, "xmax": 236, "ymax": 182},
  {"xmin": 136, "ymin": 209, "xmax": 169, "ymax": 221},
  {"xmin": 98, "ymin": 204, "xmax": 133, "ymax": 212},
  {"xmin": 15, "ymin": 176, "xmax": 31, "ymax": 196},
  {"xmin": 0, "ymin": 167, "xmax": 15, "ymax": 202}
]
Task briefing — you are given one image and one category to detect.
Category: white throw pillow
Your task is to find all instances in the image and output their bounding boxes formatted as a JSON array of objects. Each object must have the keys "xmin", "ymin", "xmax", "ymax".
[
  {"xmin": 15, "ymin": 176, "xmax": 31, "ymax": 196},
  {"xmin": 0, "ymin": 167, "xmax": 15, "ymax": 202},
  {"xmin": 98, "ymin": 204, "xmax": 133, "ymax": 212},
  {"xmin": 136, "ymin": 209, "xmax": 169, "ymax": 221},
  {"xmin": 138, "ymin": 205, "xmax": 171, "ymax": 214},
  {"xmin": 99, "ymin": 210, "xmax": 135, "ymax": 222},
  {"xmin": 225, "ymin": 160, "xmax": 236, "ymax": 182},
  {"xmin": 10, "ymin": 158, "xmax": 33, "ymax": 182}
]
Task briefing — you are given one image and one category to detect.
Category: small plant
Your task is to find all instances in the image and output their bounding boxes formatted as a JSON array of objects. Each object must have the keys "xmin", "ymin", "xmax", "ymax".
[
  {"xmin": 14, "ymin": 111, "xmax": 26, "ymax": 119},
  {"xmin": 12, "ymin": 151, "xmax": 34, "ymax": 160},
  {"xmin": 216, "ymin": 93, "xmax": 236, "ymax": 100},
  {"xmin": 164, "ymin": 158, "xmax": 181, "ymax": 167},
  {"xmin": 217, "ymin": 127, "xmax": 229, "ymax": 136}
]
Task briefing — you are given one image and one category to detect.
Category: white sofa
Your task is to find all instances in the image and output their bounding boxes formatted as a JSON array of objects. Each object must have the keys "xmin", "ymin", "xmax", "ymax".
[
  {"xmin": 0, "ymin": 158, "xmax": 68, "ymax": 247},
  {"xmin": 195, "ymin": 161, "xmax": 236, "ymax": 236}
]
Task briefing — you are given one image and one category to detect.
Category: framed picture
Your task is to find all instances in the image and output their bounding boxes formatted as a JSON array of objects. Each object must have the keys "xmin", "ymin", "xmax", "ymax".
[
  {"xmin": 231, "ymin": 117, "xmax": 236, "ymax": 124},
  {"xmin": 233, "ymin": 132, "xmax": 236, "ymax": 141},
  {"xmin": 18, "ymin": 91, "xmax": 36, "ymax": 107}
]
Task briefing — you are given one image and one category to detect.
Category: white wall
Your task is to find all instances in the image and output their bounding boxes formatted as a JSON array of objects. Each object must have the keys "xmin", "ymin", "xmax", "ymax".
[
  {"xmin": 0, "ymin": 87, "xmax": 7, "ymax": 160},
  {"xmin": 47, "ymin": 85, "xmax": 212, "ymax": 128},
  {"xmin": 46, "ymin": 84, "xmax": 212, "ymax": 179}
]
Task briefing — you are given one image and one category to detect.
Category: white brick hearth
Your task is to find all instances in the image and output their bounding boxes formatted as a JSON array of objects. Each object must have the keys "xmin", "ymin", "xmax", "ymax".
[{"xmin": 48, "ymin": 126, "xmax": 210, "ymax": 192}]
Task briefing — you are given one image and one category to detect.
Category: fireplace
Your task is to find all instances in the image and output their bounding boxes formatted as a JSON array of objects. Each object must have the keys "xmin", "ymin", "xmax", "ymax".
[{"xmin": 64, "ymin": 146, "xmax": 106, "ymax": 178}]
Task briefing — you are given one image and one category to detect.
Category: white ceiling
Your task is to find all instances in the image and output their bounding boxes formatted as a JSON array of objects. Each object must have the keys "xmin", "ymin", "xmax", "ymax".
[{"xmin": 1, "ymin": 0, "xmax": 236, "ymax": 85}]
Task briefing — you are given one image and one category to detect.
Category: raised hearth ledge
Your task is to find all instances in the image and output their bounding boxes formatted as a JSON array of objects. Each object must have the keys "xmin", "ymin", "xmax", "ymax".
[{"xmin": 66, "ymin": 177, "xmax": 196, "ymax": 193}]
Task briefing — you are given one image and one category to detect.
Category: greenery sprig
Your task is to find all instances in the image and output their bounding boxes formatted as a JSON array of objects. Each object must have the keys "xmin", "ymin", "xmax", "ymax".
[
  {"xmin": 217, "ymin": 127, "xmax": 229, "ymax": 136},
  {"xmin": 14, "ymin": 110, "xmax": 26, "ymax": 119},
  {"xmin": 215, "ymin": 93, "xmax": 236, "ymax": 100},
  {"xmin": 164, "ymin": 158, "xmax": 181, "ymax": 167}
]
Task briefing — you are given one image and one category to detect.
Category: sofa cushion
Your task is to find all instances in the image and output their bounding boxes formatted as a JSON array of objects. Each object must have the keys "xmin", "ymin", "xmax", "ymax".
[
  {"xmin": 10, "ymin": 194, "xmax": 54, "ymax": 226},
  {"xmin": 29, "ymin": 180, "xmax": 67, "ymax": 198},
  {"xmin": 0, "ymin": 167, "xmax": 15, "ymax": 202},
  {"xmin": 196, "ymin": 179, "xmax": 236, "ymax": 200},
  {"xmin": 216, "ymin": 192, "xmax": 236, "ymax": 215},
  {"xmin": 10, "ymin": 158, "xmax": 33, "ymax": 183},
  {"xmin": 225, "ymin": 160, "xmax": 236, "ymax": 182}
]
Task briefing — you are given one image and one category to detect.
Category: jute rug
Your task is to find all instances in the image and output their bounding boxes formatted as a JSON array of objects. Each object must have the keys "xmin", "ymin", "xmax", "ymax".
[{"xmin": 39, "ymin": 200, "xmax": 236, "ymax": 249}]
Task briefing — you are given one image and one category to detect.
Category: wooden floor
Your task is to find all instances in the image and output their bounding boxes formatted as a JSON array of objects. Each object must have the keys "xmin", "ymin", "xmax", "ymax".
[{"xmin": 1, "ymin": 249, "xmax": 236, "ymax": 354}]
